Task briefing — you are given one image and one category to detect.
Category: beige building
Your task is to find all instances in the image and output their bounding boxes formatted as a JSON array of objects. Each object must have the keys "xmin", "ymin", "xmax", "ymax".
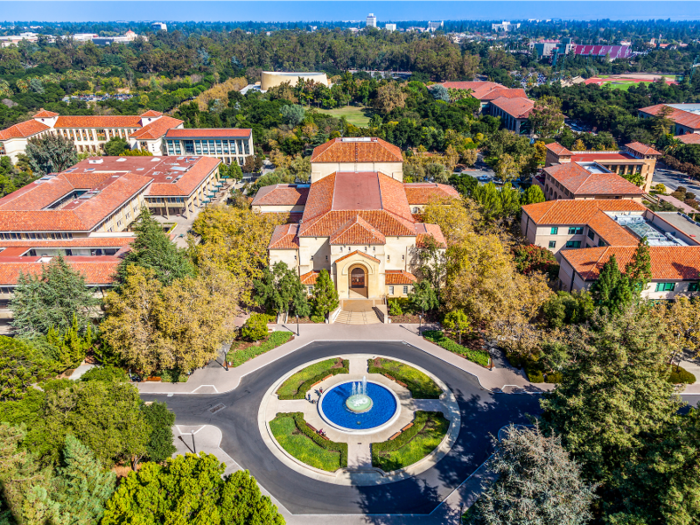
[
  {"xmin": 261, "ymin": 72, "xmax": 329, "ymax": 91},
  {"xmin": 309, "ymin": 137, "xmax": 404, "ymax": 183},
  {"xmin": 520, "ymin": 199, "xmax": 700, "ymax": 299},
  {"xmin": 544, "ymin": 142, "xmax": 661, "ymax": 193}
]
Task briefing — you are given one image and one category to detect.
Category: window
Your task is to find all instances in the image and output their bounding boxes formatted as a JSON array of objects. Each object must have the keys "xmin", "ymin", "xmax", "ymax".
[
  {"xmin": 568, "ymin": 227, "xmax": 583, "ymax": 235},
  {"xmin": 307, "ymin": 285, "xmax": 313, "ymax": 294},
  {"xmin": 587, "ymin": 229, "xmax": 595, "ymax": 241},
  {"xmin": 65, "ymin": 249, "xmax": 72, "ymax": 256},
  {"xmin": 294, "ymin": 255, "xmax": 297, "ymax": 261},
  {"xmin": 548, "ymin": 241, "xmax": 556, "ymax": 249},
  {"xmin": 387, "ymin": 254, "xmax": 390, "ymax": 262},
  {"xmin": 311, "ymin": 255, "xmax": 314, "ymax": 261},
  {"xmin": 389, "ymin": 286, "xmax": 394, "ymax": 295},
  {"xmin": 565, "ymin": 241, "xmax": 581, "ymax": 249},
  {"xmin": 598, "ymin": 239, "xmax": 606, "ymax": 247},
  {"xmin": 325, "ymin": 255, "xmax": 328, "ymax": 260},
  {"xmin": 689, "ymin": 282, "xmax": 700, "ymax": 292},
  {"xmin": 550, "ymin": 227, "xmax": 558, "ymax": 235},
  {"xmin": 401, "ymin": 255, "xmax": 405, "ymax": 261},
  {"xmin": 655, "ymin": 282, "xmax": 676, "ymax": 292},
  {"xmin": 403, "ymin": 286, "xmax": 409, "ymax": 294}
]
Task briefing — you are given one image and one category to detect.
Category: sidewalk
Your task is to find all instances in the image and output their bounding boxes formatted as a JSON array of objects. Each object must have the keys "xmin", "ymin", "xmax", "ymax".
[{"xmin": 136, "ymin": 324, "xmax": 554, "ymax": 395}]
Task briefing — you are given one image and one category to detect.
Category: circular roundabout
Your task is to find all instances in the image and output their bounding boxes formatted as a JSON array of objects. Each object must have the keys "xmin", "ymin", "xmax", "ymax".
[{"xmin": 259, "ymin": 353, "xmax": 461, "ymax": 485}]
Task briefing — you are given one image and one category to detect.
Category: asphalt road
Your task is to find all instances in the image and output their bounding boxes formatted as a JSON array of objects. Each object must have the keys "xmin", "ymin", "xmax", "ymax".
[
  {"xmin": 652, "ymin": 166, "xmax": 700, "ymax": 194},
  {"xmin": 143, "ymin": 341, "xmax": 541, "ymax": 516}
]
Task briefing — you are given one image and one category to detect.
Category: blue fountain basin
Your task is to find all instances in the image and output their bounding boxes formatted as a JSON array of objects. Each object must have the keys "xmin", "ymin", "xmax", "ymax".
[{"xmin": 319, "ymin": 381, "xmax": 399, "ymax": 432}]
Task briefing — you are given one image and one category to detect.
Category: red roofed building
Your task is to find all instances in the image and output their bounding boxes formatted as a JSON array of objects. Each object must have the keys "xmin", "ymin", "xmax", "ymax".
[
  {"xmin": 639, "ymin": 104, "xmax": 700, "ymax": 136},
  {"xmin": 309, "ymin": 137, "xmax": 403, "ymax": 182},
  {"xmin": 263, "ymin": 138, "xmax": 456, "ymax": 304}
]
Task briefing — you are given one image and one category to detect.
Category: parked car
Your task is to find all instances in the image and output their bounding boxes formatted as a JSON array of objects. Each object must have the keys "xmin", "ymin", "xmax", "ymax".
[{"xmin": 477, "ymin": 174, "xmax": 491, "ymax": 182}]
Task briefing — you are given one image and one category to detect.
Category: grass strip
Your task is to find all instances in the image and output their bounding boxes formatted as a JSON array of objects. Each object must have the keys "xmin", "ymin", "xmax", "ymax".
[
  {"xmin": 367, "ymin": 357, "xmax": 441, "ymax": 399},
  {"xmin": 423, "ymin": 330, "xmax": 490, "ymax": 367},
  {"xmin": 270, "ymin": 412, "xmax": 347, "ymax": 471},
  {"xmin": 371, "ymin": 411, "xmax": 449, "ymax": 471},
  {"xmin": 277, "ymin": 358, "xmax": 349, "ymax": 400},
  {"xmin": 227, "ymin": 331, "xmax": 293, "ymax": 367}
]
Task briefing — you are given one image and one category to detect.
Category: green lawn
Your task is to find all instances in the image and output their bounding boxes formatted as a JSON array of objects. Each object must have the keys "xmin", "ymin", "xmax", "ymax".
[
  {"xmin": 423, "ymin": 330, "xmax": 491, "ymax": 367},
  {"xmin": 368, "ymin": 358, "xmax": 442, "ymax": 399},
  {"xmin": 226, "ymin": 331, "xmax": 293, "ymax": 367},
  {"xmin": 276, "ymin": 358, "xmax": 348, "ymax": 399},
  {"xmin": 269, "ymin": 414, "xmax": 344, "ymax": 472},
  {"xmin": 315, "ymin": 106, "xmax": 373, "ymax": 127},
  {"xmin": 372, "ymin": 412, "xmax": 449, "ymax": 472}
]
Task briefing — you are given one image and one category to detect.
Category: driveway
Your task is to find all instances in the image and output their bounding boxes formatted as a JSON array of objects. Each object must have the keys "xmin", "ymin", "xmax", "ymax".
[
  {"xmin": 142, "ymin": 340, "xmax": 542, "ymax": 518},
  {"xmin": 652, "ymin": 166, "xmax": 700, "ymax": 194}
]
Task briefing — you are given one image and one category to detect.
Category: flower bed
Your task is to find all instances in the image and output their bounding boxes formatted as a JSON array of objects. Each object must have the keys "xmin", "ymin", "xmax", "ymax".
[
  {"xmin": 423, "ymin": 330, "xmax": 490, "ymax": 367},
  {"xmin": 276, "ymin": 358, "xmax": 349, "ymax": 400},
  {"xmin": 367, "ymin": 357, "xmax": 441, "ymax": 399},
  {"xmin": 227, "ymin": 331, "xmax": 293, "ymax": 367},
  {"xmin": 371, "ymin": 411, "xmax": 449, "ymax": 471},
  {"xmin": 270, "ymin": 412, "xmax": 347, "ymax": 471}
]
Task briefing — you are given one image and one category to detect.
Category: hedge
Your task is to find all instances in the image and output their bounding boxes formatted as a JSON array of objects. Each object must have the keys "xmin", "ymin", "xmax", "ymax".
[
  {"xmin": 277, "ymin": 359, "xmax": 349, "ymax": 400},
  {"xmin": 669, "ymin": 365, "xmax": 696, "ymax": 384},
  {"xmin": 372, "ymin": 411, "xmax": 432, "ymax": 455},
  {"xmin": 423, "ymin": 330, "xmax": 490, "ymax": 367},
  {"xmin": 367, "ymin": 358, "xmax": 441, "ymax": 399},
  {"xmin": 228, "ymin": 331, "xmax": 293, "ymax": 367},
  {"xmin": 284, "ymin": 412, "xmax": 348, "ymax": 467}
]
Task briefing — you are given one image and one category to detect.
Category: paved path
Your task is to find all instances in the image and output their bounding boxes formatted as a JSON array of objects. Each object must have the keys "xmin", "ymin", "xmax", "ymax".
[{"xmin": 136, "ymin": 324, "xmax": 554, "ymax": 396}]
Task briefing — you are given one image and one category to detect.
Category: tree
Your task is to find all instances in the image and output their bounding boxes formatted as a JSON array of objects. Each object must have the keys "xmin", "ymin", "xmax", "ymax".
[
  {"xmin": 0, "ymin": 337, "xmax": 54, "ymax": 402},
  {"xmin": 253, "ymin": 262, "xmax": 310, "ymax": 318},
  {"xmin": 533, "ymin": 140, "xmax": 547, "ymax": 164},
  {"xmin": 430, "ymin": 84, "xmax": 450, "ymax": 102},
  {"xmin": 658, "ymin": 297, "xmax": 700, "ymax": 366},
  {"xmin": 590, "ymin": 254, "xmax": 633, "ymax": 314},
  {"xmin": 374, "ymin": 82, "xmax": 407, "ymax": 114},
  {"xmin": 242, "ymin": 154, "xmax": 263, "ymax": 174},
  {"xmin": 101, "ymin": 454, "xmax": 284, "ymax": 525},
  {"xmin": 241, "ymin": 313, "xmax": 269, "ymax": 341},
  {"xmin": 442, "ymin": 309, "xmax": 470, "ymax": 344},
  {"xmin": 117, "ymin": 208, "xmax": 195, "ymax": 286},
  {"xmin": 45, "ymin": 314, "xmax": 96, "ymax": 370},
  {"xmin": 521, "ymin": 185, "xmax": 545, "ymax": 205},
  {"xmin": 55, "ymin": 434, "xmax": 116, "ymax": 525},
  {"xmin": 513, "ymin": 244, "xmax": 559, "ymax": 281},
  {"xmin": 10, "ymin": 255, "xmax": 99, "ymax": 336},
  {"xmin": 101, "ymin": 265, "xmax": 236, "ymax": 375},
  {"xmin": 141, "ymin": 401, "xmax": 176, "ymax": 463},
  {"xmin": 624, "ymin": 237, "xmax": 652, "ymax": 293},
  {"xmin": 280, "ymin": 104, "xmax": 306, "ymax": 126},
  {"xmin": 651, "ymin": 105, "xmax": 674, "ymax": 140},
  {"xmin": 572, "ymin": 138, "xmax": 586, "ymax": 151},
  {"xmin": 542, "ymin": 291, "xmax": 594, "ymax": 329},
  {"xmin": 102, "ymin": 137, "xmax": 129, "ymax": 156},
  {"xmin": 540, "ymin": 306, "xmax": 682, "ymax": 482},
  {"xmin": 528, "ymin": 96, "xmax": 566, "ymax": 138},
  {"xmin": 25, "ymin": 134, "xmax": 78, "ymax": 176},
  {"xmin": 408, "ymin": 280, "xmax": 439, "ymax": 314},
  {"xmin": 311, "ymin": 269, "xmax": 339, "ymax": 318},
  {"xmin": 470, "ymin": 424, "xmax": 596, "ymax": 525},
  {"xmin": 493, "ymin": 153, "xmax": 521, "ymax": 182},
  {"xmin": 416, "ymin": 236, "xmax": 447, "ymax": 290}
]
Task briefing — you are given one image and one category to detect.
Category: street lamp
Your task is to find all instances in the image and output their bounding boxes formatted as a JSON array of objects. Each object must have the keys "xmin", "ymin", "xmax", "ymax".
[
  {"xmin": 296, "ymin": 314, "xmax": 300, "ymax": 336},
  {"xmin": 418, "ymin": 313, "xmax": 423, "ymax": 334}
]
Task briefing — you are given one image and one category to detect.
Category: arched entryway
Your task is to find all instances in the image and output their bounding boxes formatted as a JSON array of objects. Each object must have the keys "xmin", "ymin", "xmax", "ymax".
[{"xmin": 349, "ymin": 265, "xmax": 368, "ymax": 298}]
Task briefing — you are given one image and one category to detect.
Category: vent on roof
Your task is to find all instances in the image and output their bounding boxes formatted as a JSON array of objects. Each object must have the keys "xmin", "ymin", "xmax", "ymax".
[
  {"xmin": 88, "ymin": 159, "xmax": 103, "ymax": 164},
  {"xmin": 341, "ymin": 137, "xmax": 372, "ymax": 142},
  {"xmin": 136, "ymin": 168, "xmax": 144, "ymax": 171},
  {"xmin": 85, "ymin": 168, "xmax": 95, "ymax": 172},
  {"xmin": 38, "ymin": 256, "xmax": 52, "ymax": 263},
  {"xmin": 170, "ymin": 166, "xmax": 189, "ymax": 172},
  {"xmin": 65, "ymin": 168, "xmax": 77, "ymax": 173},
  {"xmin": 151, "ymin": 158, "xmax": 160, "ymax": 162},
  {"xmin": 116, "ymin": 158, "xmax": 127, "ymax": 162},
  {"xmin": 166, "ymin": 176, "xmax": 172, "ymax": 180}
]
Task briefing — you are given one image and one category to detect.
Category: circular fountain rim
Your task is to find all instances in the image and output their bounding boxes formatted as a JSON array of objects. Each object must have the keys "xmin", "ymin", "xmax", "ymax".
[{"xmin": 318, "ymin": 380, "xmax": 401, "ymax": 435}]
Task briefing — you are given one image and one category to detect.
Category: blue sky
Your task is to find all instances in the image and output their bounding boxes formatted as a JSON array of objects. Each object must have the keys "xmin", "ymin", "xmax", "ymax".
[{"xmin": 3, "ymin": 2, "xmax": 700, "ymax": 23}]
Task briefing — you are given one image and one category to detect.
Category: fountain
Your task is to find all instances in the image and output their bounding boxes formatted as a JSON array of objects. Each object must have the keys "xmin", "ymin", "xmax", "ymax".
[{"xmin": 345, "ymin": 376, "xmax": 373, "ymax": 413}]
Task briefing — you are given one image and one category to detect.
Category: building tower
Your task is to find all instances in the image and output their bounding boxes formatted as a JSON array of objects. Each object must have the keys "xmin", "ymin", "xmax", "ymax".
[{"xmin": 366, "ymin": 13, "xmax": 377, "ymax": 28}]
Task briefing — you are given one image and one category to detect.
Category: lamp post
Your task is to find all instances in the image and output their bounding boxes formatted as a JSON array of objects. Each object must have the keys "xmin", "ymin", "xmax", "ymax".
[
  {"xmin": 419, "ymin": 313, "xmax": 423, "ymax": 334},
  {"xmin": 296, "ymin": 314, "xmax": 299, "ymax": 336}
]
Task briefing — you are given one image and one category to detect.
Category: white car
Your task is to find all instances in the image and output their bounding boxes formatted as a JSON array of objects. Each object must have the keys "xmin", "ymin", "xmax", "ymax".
[{"xmin": 477, "ymin": 174, "xmax": 491, "ymax": 182}]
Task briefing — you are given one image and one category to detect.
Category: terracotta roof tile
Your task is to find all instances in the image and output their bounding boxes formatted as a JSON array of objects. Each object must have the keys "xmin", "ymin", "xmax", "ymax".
[
  {"xmin": 310, "ymin": 138, "xmax": 402, "ymax": 163},
  {"xmin": 438, "ymin": 81, "xmax": 506, "ymax": 99},
  {"xmin": 0, "ymin": 237, "xmax": 134, "ymax": 249},
  {"xmin": 329, "ymin": 215, "xmax": 386, "ymax": 245},
  {"xmin": 129, "ymin": 116, "xmax": 183, "ymax": 140},
  {"xmin": 0, "ymin": 120, "xmax": 50, "ymax": 140},
  {"xmin": 678, "ymin": 134, "xmax": 700, "ymax": 145},
  {"xmin": 335, "ymin": 250, "xmax": 380, "ymax": 264},
  {"xmin": 415, "ymin": 223, "xmax": 447, "ymax": 248},
  {"xmin": 251, "ymin": 185, "xmax": 309, "ymax": 206},
  {"xmin": 490, "ymin": 96, "xmax": 534, "ymax": 118},
  {"xmin": 561, "ymin": 246, "xmax": 700, "ymax": 281},
  {"xmin": 268, "ymin": 223, "xmax": 300, "ymax": 249},
  {"xmin": 546, "ymin": 142, "xmax": 573, "ymax": 156},
  {"xmin": 639, "ymin": 104, "xmax": 700, "ymax": 131},
  {"xmin": 480, "ymin": 88, "xmax": 527, "ymax": 102},
  {"xmin": 33, "ymin": 109, "xmax": 59, "ymax": 118},
  {"xmin": 0, "ymin": 256, "xmax": 120, "ymax": 285},
  {"xmin": 403, "ymin": 183, "xmax": 460, "ymax": 204},
  {"xmin": 544, "ymin": 162, "xmax": 644, "ymax": 196},
  {"xmin": 385, "ymin": 270, "xmax": 418, "ymax": 285},
  {"xmin": 300, "ymin": 271, "xmax": 319, "ymax": 285},
  {"xmin": 54, "ymin": 115, "xmax": 143, "ymax": 128},
  {"xmin": 625, "ymin": 142, "xmax": 662, "ymax": 156},
  {"xmin": 522, "ymin": 199, "xmax": 647, "ymax": 225},
  {"xmin": 585, "ymin": 212, "xmax": 640, "ymax": 246},
  {"xmin": 139, "ymin": 110, "xmax": 163, "ymax": 117}
]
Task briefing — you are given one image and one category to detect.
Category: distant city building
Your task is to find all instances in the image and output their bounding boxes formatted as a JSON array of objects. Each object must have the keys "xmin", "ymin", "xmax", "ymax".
[
  {"xmin": 427, "ymin": 21, "xmax": 444, "ymax": 32},
  {"xmin": 151, "ymin": 22, "xmax": 167, "ymax": 32},
  {"xmin": 92, "ymin": 30, "xmax": 143, "ymax": 46},
  {"xmin": 492, "ymin": 21, "xmax": 520, "ymax": 32},
  {"xmin": 366, "ymin": 13, "xmax": 377, "ymax": 28},
  {"xmin": 531, "ymin": 38, "xmax": 631, "ymax": 63},
  {"xmin": 385, "ymin": 23, "xmax": 397, "ymax": 32}
]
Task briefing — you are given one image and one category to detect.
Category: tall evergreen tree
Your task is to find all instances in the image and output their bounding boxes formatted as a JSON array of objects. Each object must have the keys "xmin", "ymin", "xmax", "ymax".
[
  {"xmin": 311, "ymin": 269, "xmax": 339, "ymax": 318},
  {"xmin": 25, "ymin": 134, "xmax": 78, "ymax": 176},
  {"xmin": 253, "ymin": 262, "xmax": 309, "ymax": 317},
  {"xmin": 117, "ymin": 208, "xmax": 195, "ymax": 286},
  {"xmin": 625, "ymin": 237, "xmax": 652, "ymax": 293},
  {"xmin": 56, "ymin": 435, "xmax": 116, "ymax": 525},
  {"xmin": 142, "ymin": 401, "xmax": 176, "ymax": 463}
]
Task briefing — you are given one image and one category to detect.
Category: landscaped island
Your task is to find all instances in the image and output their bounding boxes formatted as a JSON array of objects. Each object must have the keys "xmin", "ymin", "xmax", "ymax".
[
  {"xmin": 276, "ymin": 357, "xmax": 349, "ymax": 399},
  {"xmin": 367, "ymin": 357, "xmax": 442, "ymax": 399}
]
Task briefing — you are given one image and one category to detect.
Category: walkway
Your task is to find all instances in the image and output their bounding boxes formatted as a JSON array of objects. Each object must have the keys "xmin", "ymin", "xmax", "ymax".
[{"xmin": 136, "ymin": 323, "xmax": 554, "ymax": 395}]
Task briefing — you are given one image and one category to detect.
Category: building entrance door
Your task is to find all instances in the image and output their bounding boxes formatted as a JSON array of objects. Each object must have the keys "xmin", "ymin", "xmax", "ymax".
[{"xmin": 351, "ymin": 268, "xmax": 365, "ymax": 288}]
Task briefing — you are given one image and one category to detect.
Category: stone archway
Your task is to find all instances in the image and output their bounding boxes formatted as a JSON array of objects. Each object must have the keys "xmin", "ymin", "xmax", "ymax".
[{"xmin": 348, "ymin": 264, "xmax": 368, "ymax": 298}]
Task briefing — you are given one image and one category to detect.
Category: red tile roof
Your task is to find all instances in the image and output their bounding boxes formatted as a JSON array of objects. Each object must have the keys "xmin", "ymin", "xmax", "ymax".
[
  {"xmin": 310, "ymin": 138, "xmax": 402, "ymax": 163},
  {"xmin": 403, "ymin": 183, "xmax": 460, "ymax": 204},
  {"xmin": 625, "ymin": 142, "xmax": 662, "ymax": 156},
  {"xmin": 139, "ymin": 110, "xmax": 163, "ymax": 117},
  {"xmin": 490, "ymin": 96, "xmax": 534, "ymax": 118},
  {"xmin": 0, "ymin": 120, "xmax": 50, "ymax": 140},
  {"xmin": 438, "ymin": 81, "xmax": 505, "ymax": 99},
  {"xmin": 146, "ymin": 156, "xmax": 220, "ymax": 197},
  {"xmin": 522, "ymin": 199, "xmax": 647, "ymax": 224},
  {"xmin": 300, "ymin": 271, "xmax": 319, "ymax": 285},
  {"xmin": 54, "ymin": 115, "xmax": 143, "ymax": 129},
  {"xmin": 165, "ymin": 128, "xmax": 252, "ymax": 139},
  {"xmin": 385, "ymin": 270, "xmax": 418, "ymax": 285},
  {"xmin": 0, "ymin": 237, "xmax": 134, "ymax": 249},
  {"xmin": 585, "ymin": 212, "xmax": 639, "ymax": 246},
  {"xmin": 0, "ymin": 256, "xmax": 120, "ymax": 285},
  {"xmin": 415, "ymin": 223, "xmax": 447, "ymax": 248},
  {"xmin": 268, "ymin": 223, "xmax": 300, "ymax": 249},
  {"xmin": 480, "ymin": 88, "xmax": 528, "ymax": 102},
  {"xmin": 129, "ymin": 116, "xmax": 183, "ymax": 140},
  {"xmin": 678, "ymin": 134, "xmax": 700, "ymax": 145},
  {"xmin": 545, "ymin": 142, "xmax": 573, "ymax": 156},
  {"xmin": 335, "ymin": 250, "xmax": 380, "ymax": 264},
  {"xmin": 561, "ymin": 246, "xmax": 700, "ymax": 281},
  {"xmin": 252, "ymin": 185, "xmax": 309, "ymax": 207},
  {"xmin": 570, "ymin": 153, "xmax": 636, "ymax": 162},
  {"xmin": 329, "ymin": 215, "xmax": 386, "ymax": 245},
  {"xmin": 639, "ymin": 104, "xmax": 700, "ymax": 131},
  {"xmin": 33, "ymin": 109, "xmax": 59, "ymax": 118},
  {"xmin": 544, "ymin": 162, "xmax": 644, "ymax": 196}
]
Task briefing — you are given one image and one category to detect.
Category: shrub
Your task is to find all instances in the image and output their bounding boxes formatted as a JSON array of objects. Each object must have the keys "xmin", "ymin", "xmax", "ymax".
[
  {"xmin": 288, "ymin": 412, "xmax": 347, "ymax": 466},
  {"xmin": 241, "ymin": 313, "xmax": 270, "ymax": 341},
  {"xmin": 423, "ymin": 330, "xmax": 490, "ymax": 367},
  {"xmin": 668, "ymin": 365, "xmax": 696, "ymax": 384},
  {"xmin": 277, "ymin": 360, "xmax": 349, "ymax": 400},
  {"xmin": 388, "ymin": 300, "xmax": 403, "ymax": 316},
  {"xmin": 80, "ymin": 365, "xmax": 128, "ymax": 383},
  {"xmin": 228, "ymin": 331, "xmax": 292, "ymax": 367},
  {"xmin": 513, "ymin": 244, "xmax": 560, "ymax": 281},
  {"xmin": 310, "ymin": 314, "xmax": 325, "ymax": 324},
  {"xmin": 367, "ymin": 358, "xmax": 441, "ymax": 399}
]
